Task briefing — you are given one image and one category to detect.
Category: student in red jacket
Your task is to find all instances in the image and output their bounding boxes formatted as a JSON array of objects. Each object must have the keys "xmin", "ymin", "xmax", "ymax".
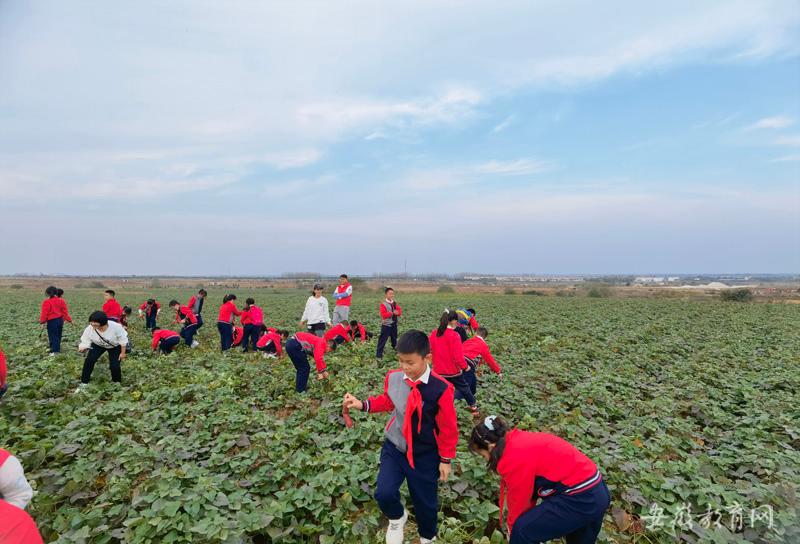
[
  {"xmin": 170, "ymin": 300, "xmax": 199, "ymax": 347},
  {"xmin": 240, "ymin": 298, "xmax": 264, "ymax": 352},
  {"xmin": 349, "ymin": 320, "xmax": 373, "ymax": 343},
  {"xmin": 138, "ymin": 299, "xmax": 161, "ymax": 331},
  {"xmin": 257, "ymin": 327, "xmax": 289, "ymax": 358},
  {"xmin": 102, "ymin": 290, "xmax": 123, "ymax": 322},
  {"xmin": 0, "ymin": 499, "xmax": 44, "ymax": 544},
  {"xmin": 377, "ymin": 287, "xmax": 402, "ymax": 360},
  {"xmin": 429, "ymin": 310, "xmax": 478, "ymax": 415},
  {"xmin": 323, "ymin": 322, "xmax": 352, "ymax": 345},
  {"xmin": 232, "ymin": 325, "xmax": 244, "ymax": 347},
  {"xmin": 343, "ymin": 330, "xmax": 458, "ymax": 544},
  {"xmin": 0, "ymin": 348, "xmax": 7, "ymax": 399},
  {"xmin": 187, "ymin": 289, "xmax": 207, "ymax": 329},
  {"xmin": 39, "ymin": 286, "xmax": 71, "ymax": 355},
  {"xmin": 151, "ymin": 328, "xmax": 180, "ymax": 355},
  {"xmin": 469, "ymin": 417, "xmax": 610, "ymax": 544},
  {"xmin": 217, "ymin": 294, "xmax": 241, "ymax": 351},
  {"xmin": 459, "ymin": 326, "xmax": 502, "ymax": 399},
  {"xmin": 284, "ymin": 331, "xmax": 335, "ymax": 392}
]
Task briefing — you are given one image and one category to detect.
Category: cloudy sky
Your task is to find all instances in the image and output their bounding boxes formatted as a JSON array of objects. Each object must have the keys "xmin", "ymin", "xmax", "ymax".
[{"xmin": 1, "ymin": 1, "xmax": 798, "ymax": 275}]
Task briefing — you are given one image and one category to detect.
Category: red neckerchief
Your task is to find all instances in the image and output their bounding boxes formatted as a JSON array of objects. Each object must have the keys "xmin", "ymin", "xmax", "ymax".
[{"xmin": 402, "ymin": 377, "xmax": 423, "ymax": 469}]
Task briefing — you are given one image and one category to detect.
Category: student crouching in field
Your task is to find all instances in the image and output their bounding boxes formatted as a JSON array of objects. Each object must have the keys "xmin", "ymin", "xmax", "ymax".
[
  {"xmin": 217, "ymin": 294, "xmax": 241, "ymax": 351},
  {"xmin": 187, "ymin": 289, "xmax": 207, "ymax": 329},
  {"xmin": 376, "ymin": 287, "xmax": 402, "ymax": 361},
  {"xmin": 332, "ymin": 274, "xmax": 353, "ymax": 325},
  {"xmin": 40, "ymin": 285, "xmax": 72, "ymax": 355},
  {"xmin": 102, "ymin": 290, "xmax": 122, "ymax": 323},
  {"xmin": 469, "ymin": 416, "xmax": 610, "ymax": 544},
  {"xmin": 76, "ymin": 311, "xmax": 129, "ymax": 392},
  {"xmin": 170, "ymin": 300, "xmax": 199, "ymax": 348},
  {"xmin": 284, "ymin": 331, "xmax": 334, "ymax": 392},
  {"xmin": 343, "ymin": 330, "xmax": 458, "ymax": 544},
  {"xmin": 151, "ymin": 328, "xmax": 180, "ymax": 355},
  {"xmin": 300, "ymin": 283, "xmax": 331, "ymax": 337},
  {"xmin": 459, "ymin": 327, "xmax": 502, "ymax": 400},
  {"xmin": 138, "ymin": 298, "xmax": 161, "ymax": 331},
  {"xmin": 240, "ymin": 298, "xmax": 264, "ymax": 352},
  {"xmin": 257, "ymin": 327, "xmax": 288, "ymax": 358},
  {"xmin": 349, "ymin": 320, "xmax": 372, "ymax": 343},
  {"xmin": 430, "ymin": 310, "xmax": 478, "ymax": 416},
  {"xmin": 323, "ymin": 321, "xmax": 352, "ymax": 346}
]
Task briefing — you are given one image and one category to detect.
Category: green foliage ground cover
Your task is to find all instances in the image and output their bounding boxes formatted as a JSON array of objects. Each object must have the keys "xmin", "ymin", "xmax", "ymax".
[{"xmin": 1, "ymin": 288, "xmax": 798, "ymax": 543}]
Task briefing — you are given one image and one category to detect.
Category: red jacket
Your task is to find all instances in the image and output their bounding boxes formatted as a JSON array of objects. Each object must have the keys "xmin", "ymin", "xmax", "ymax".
[
  {"xmin": 240, "ymin": 305, "xmax": 264, "ymax": 326},
  {"xmin": 429, "ymin": 328, "xmax": 467, "ymax": 377},
  {"xmin": 293, "ymin": 332, "xmax": 328, "ymax": 372},
  {"xmin": 469, "ymin": 316, "xmax": 479, "ymax": 330},
  {"xmin": 0, "ymin": 350, "xmax": 6, "ymax": 388},
  {"xmin": 351, "ymin": 322, "xmax": 368, "ymax": 343},
  {"xmin": 462, "ymin": 336, "xmax": 500, "ymax": 374},
  {"xmin": 103, "ymin": 299, "xmax": 122, "ymax": 320},
  {"xmin": 218, "ymin": 301, "xmax": 241, "ymax": 323},
  {"xmin": 139, "ymin": 301, "xmax": 161, "ymax": 316},
  {"xmin": 0, "ymin": 499, "xmax": 44, "ymax": 544},
  {"xmin": 40, "ymin": 297, "xmax": 71, "ymax": 323},
  {"xmin": 498, "ymin": 429, "xmax": 601, "ymax": 534},
  {"xmin": 151, "ymin": 329, "xmax": 179, "ymax": 350},
  {"xmin": 232, "ymin": 326, "xmax": 244, "ymax": 346},
  {"xmin": 257, "ymin": 331, "xmax": 283, "ymax": 356},
  {"xmin": 379, "ymin": 300, "xmax": 402, "ymax": 321},
  {"xmin": 173, "ymin": 306, "xmax": 197, "ymax": 325},
  {"xmin": 334, "ymin": 282, "xmax": 352, "ymax": 306},
  {"xmin": 323, "ymin": 323, "xmax": 351, "ymax": 343}
]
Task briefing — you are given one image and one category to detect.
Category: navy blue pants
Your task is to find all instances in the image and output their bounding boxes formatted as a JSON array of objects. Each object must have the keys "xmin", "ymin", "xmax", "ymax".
[
  {"xmin": 81, "ymin": 343, "xmax": 122, "ymax": 384},
  {"xmin": 509, "ymin": 481, "xmax": 610, "ymax": 544},
  {"xmin": 455, "ymin": 359, "xmax": 478, "ymax": 400},
  {"xmin": 218, "ymin": 322, "xmax": 233, "ymax": 351},
  {"xmin": 375, "ymin": 440, "xmax": 440, "ymax": 540},
  {"xmin": 376, "ymin": 322, "xmax": 397, "ymax": 358},
  {"xmin": 181, "ymin": 323, "xmax": 198, "ymax": 346},
  {"xmin": 46, "ymin": 317, "xmax": 64, "ymax": 353},
  {"xmin": 159, "ymin": 336, "xmax": 180, "ymax": 354},
  {"xmin": 285, "ymin": 338, "xmax": 311, "ymax": 392},
  {"xmin": 445, "ymin": 373, "xmax": 477, "ymax": 407},
  {"xmin": 145, "ymin": 313, "xmax": 157, "ymax": 331},
  {"xmin": 196, "ymin": 314, "xmax": 204, "ymax": 329},
  {"xmin": 242, "ymin": 324, "xmax": 259, "ymax": 352}
]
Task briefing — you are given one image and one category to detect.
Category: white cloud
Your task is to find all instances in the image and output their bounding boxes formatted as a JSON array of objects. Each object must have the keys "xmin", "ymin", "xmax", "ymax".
[
  {"xmin": 770, "ymin": 154, "xmax": 800, "ymax": 162},
  {"xmin": 491, "ymin": 115, "xmax": 515, "ymax": 133},
  {"xmin": 745, "ymin": 115, "xmax": 795, "ymax": 130},
  {"xmin": 402, "ymin": 158, "xmax": 556, "ymax": 190},
  {"xmin": 774, "ymin": 134, "xmax": 800, "ymax": 147},
  {"xmin": 472, "ymin": 159, "xmax": 555, "ymax": 176},
  {"xmin": 258, "ymin": 149, "xmax": 323, "ymax": 170}
]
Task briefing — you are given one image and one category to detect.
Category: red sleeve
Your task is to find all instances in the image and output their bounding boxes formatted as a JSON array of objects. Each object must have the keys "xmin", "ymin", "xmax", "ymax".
[
  {"xmin": 275, "ymin": 336, "xmax": 283, "ymax": 357},
  {"xmin": 451, "ymin": 333, "xmax": 467, "ymax": 370},
  {"xmin": 61, "ymin": 300, "xmax": 72, "ymax": 322},
  {"xmin": 102, "ymin": 300, "xmax": 110, "ymax": 313},
  {"xmin": 358, "ymin": 323, "xmax": 367, "ymax": 343},
  {"xmin": 39, "ymin": 299, "xmax": 50, "ymax": 323},
  {"xmin": 0, "ymin": 351, "xmax": 7, "ymax": 388},
  {"xmin": 187, "ymin": 296, "xmax": 196, "ymax": 308},
  {"xmin": 505, "ymin": 474, "xmax": 537, "ymax": 533},
  {"xmin": 312, "ymin": 342, "xmax": 326, "ymax": 372},
  {"xmin": 482, "ymin": 344, "xmax": 501, "ymax": 374},
  {"xmin": 469, "ymin": 316, "xmax": 479, "ymax": 330},
  {"xmin": 185, "ymin": 308, "xmax": 197, "ymax": 324},
  {"xmin": 156, "ymin": 302, "xmax": 161, "ymax": 310},
  {"xmin": 139, "ymin": 302, "xmax": 147, "ymax": 310},
  {"xmin": 434, "ymin": 382, "xmax": 458, "ymax": 459},
  {"xmin": 364, "ymin": 372, "xmax": 396, "ymax": 413},
  {"xmin": 151, "ymin": 332, "xmax": 160, "ymax": 351},
  {"xmin": 231, "ymin": 303, "xmax": 242, "ymax": 316},
  {"xmin": 379, "ymin": 303, "xmax": 391, "ymax": 319}
]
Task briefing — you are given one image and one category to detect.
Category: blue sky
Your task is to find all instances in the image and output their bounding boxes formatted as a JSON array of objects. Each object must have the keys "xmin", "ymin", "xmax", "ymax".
[{"xmin": 1, "ymin": 1, "xmax": 798, "ymax": 275}]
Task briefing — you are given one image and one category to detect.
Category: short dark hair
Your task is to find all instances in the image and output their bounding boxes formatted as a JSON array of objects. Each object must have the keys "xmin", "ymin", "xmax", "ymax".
[
  {"xmin": 475, "ymin": 327, "xmax": 488, "ymax": 338},
  {"xmin": 384, "ymin": 286, "xmax": 394, "ymax": 294},
  {"xmin": 89, "ymin": 311, "xmax": 108, "ymax": 325},
  {"xmin": 122, "ymin": 306, "xmax": 132, "ymax": 315},
  {"xmin": 147, "ymin": 298, "xmax": 156, "ymax": 305},
  {"xmin": 169, "ymin": 300, "xmax": 180, "ymax": 306},
  {"xmin": 246, "ymin": 298, "xmax": 255, "ymax": 305},
  {"xmin": 396, "ymin": 330, "xmax": 430, "ymax": 357},
  {"xmin": 340, "ymin": 274, "xmax": 348, "ymax": 279},
  {"xmin": 467, "ymin": 308, "xmax": 476, "ymax": 315},
  {"xmin": 349, "ymin": 320, "xmax": 358, "ymax": 328},
  {"xmin": 198, "ymin": 289, "xmax": 207, "ymax": 296},
  {"xmin": 105, "ymin": 289, "xmax": 115, "ymax": 297}
]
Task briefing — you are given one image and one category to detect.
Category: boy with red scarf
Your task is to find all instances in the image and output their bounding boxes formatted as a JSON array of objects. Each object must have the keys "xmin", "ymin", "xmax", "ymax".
[{"xmin": 343, "ymin": 330, "xmax": 458, "ymax": 544}]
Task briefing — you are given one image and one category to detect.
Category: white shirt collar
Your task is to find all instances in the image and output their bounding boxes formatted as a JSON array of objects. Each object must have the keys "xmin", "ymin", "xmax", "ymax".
[{"xmin": 404, "ymin": 364, "xmax": 431, "ymax": 384}]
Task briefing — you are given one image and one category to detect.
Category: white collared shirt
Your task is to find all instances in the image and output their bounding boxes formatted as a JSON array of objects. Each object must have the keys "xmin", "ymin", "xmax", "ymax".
[{"xmin": 404, "ymin": 364, "xmax": 431, "ymax": 384}]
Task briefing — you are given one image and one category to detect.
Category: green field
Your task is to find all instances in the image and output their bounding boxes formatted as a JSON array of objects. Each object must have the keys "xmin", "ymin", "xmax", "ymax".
[{"xmin": 1, "ymin": 287, "xmax": 798, "ymax": 543}]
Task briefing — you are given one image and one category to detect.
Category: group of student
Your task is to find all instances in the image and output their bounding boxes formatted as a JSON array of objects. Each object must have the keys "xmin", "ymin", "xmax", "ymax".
[{"xmin": 2, "ymin": 279, "xmax": 611, "ymax": 543}]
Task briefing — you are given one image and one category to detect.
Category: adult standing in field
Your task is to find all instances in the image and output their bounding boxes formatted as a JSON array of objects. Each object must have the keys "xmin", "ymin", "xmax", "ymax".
[
  {"xmin": 332, "ymin": 274, "xmax": 353, "ymax": 326},
  {"xmin": 300, "ymin": 283, "xmax": 331, "ymax": 337},
  {"xmin": 39, "ymin": 286, "xmax": 72, "ymax": 355},
  {"xmin": 217, "ymin": 294, "xmax": 241, "ymax": 351},
  {"xmin": 187, "ymin": 289, "xmax": 207, "ymax": 329},
  {"xmin": 76, "ymin": 311, "xmax": 129, "ymax": 392},
  {"xmin": 376, "ymin": 287, "xmax": 402, "ymax": 361}
]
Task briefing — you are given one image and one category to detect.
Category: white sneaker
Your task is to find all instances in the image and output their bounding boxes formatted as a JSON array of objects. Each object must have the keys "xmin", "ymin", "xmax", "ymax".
[
  {"xmin": 48, "ymin": 352, "xmax": 56, "ymax": 357},
  {"xmin": 420, "ymin": 537, "xmax": 437, "ymax": 544},
  {"xmin": 191, "ymin": 340, "xmax": 200, "ymax": 348},
  {"xmin": 386, "ymin": 509, "xmax": 408, "ymax": 544},
  {"xmin": 73, "ymin": 384, "xmax": 88, "ymax": 394}
]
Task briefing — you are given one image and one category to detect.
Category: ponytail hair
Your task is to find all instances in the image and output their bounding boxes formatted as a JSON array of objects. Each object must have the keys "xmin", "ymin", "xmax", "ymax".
[
  {"xmin": 468, "ymin": 416, "xmax": 510, "ymax": 472},
  {"xmin": 45, "ymin": 285, "xmax": 58, "ymax": 297},
  {"xmin": 223, "ymin": 294, "xmax": 237, "ymax": 303},
  {"xmin": 436, "ymin": 310, "xmax": 459, "ymax": 337}
]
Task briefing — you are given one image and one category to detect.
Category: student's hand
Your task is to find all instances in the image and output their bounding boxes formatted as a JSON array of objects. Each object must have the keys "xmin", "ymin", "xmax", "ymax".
[
  {"xmin": 439, "ymin": 463, "xmax": 451, "ymax": 482},
  {"xmin": 498, "ymin": 372, "xmax": 503, "ymax": 379},
  {"xmin": 119, "ymin": 351, "xmax": 127, "ymax": 361},
  {"xmin": 78, "ymin": 347, "xmax": 87, "ymax": 353},
  {"xmin": 343, "ymin": 393, "xmax": 363, "ymax": 411}
]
